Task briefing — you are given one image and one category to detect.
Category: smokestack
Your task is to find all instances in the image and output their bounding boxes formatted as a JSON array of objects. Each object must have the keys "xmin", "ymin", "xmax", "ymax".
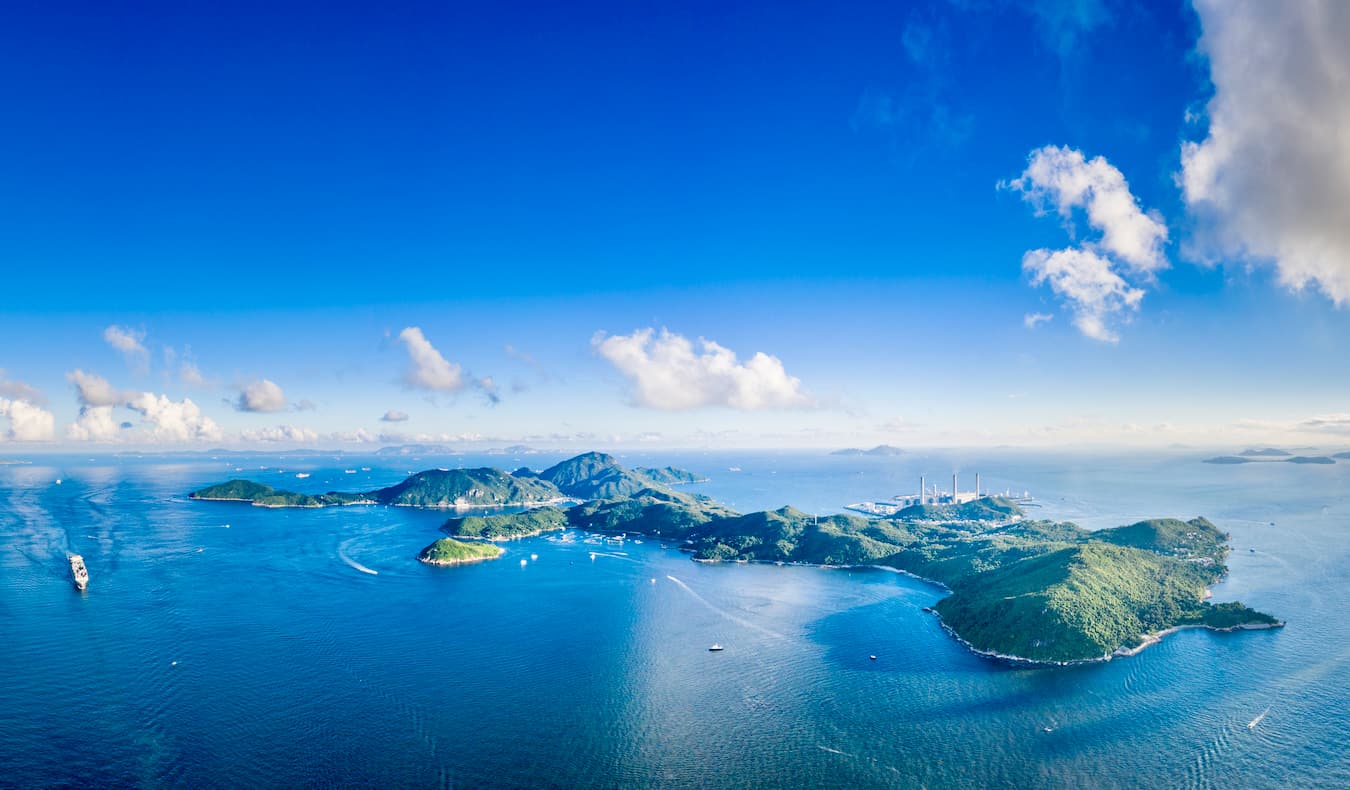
[
  {"xmin": 920, "ymin": 476, "xmax": 925, "ymax": 505},
  {"xmin": 976, "ymin": 473, "xmax": 980, "ymax": 498},
  {"xmin": 953, "ymin": 473, "xmax": 958, "ymax": 502}
]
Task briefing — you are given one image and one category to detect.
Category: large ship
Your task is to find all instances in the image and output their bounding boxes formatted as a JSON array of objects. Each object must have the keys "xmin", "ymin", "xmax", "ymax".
[{"xmin": 68, "ymin": 554, "xmax": 89, "ymax": 591}]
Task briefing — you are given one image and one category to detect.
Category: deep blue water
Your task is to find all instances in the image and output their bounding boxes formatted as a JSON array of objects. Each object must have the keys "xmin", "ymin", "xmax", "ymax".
[{"xmin": 2, "ymin": 449, "xmax": 1348, "ymax": 788}]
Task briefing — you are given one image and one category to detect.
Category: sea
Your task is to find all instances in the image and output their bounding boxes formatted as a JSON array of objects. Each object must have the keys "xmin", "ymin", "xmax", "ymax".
[{"xmin": 2, "ymin": 448, "xmax": 1347, "ymax": 788}]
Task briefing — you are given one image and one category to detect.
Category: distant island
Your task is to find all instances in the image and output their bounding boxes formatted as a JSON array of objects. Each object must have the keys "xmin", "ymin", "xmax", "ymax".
[
  {"xmin": 831, "ymin": 445, "xmax": 905, "ymax": 456},
  {"xmin": 1204, "ymin": 454, "xmax": 1336, "ymax": 465},
  {"xmin": 192, "ymin": 451, "xmax": 1281, "ymax": 665},
  {"xmin": 417, "ymin": 538, "xmax": 504, "ymax": 566},
  {"xmin": 0, "ymin": 459, "xmax": 32, "ymax": 465},
  {"xmin": 1239, "ymin": 447, "xmax": 1292, "ymax": 457}
]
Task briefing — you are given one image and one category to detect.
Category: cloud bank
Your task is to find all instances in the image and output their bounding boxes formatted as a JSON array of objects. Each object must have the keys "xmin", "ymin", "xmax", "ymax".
[
  {"xmin": 593, "ymin": 328, "xmax": 812, "ymax": 411},
  {"xmin": 381, "ymin": 410, "xmax": 409, "ymax": 422},
  {"xmin": 1007, "ymin": 145, "xmax": 1167, "ymax": 342},
  {"xmin": 1181, "ymin": 0, "xmax": 1350, "ymax": 304}
]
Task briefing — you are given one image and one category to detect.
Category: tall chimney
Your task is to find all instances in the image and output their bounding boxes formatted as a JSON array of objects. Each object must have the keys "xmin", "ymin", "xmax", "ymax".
[
  {"xmin": 976, "ymin": 473, "xmax": 980, "ymax": 498},
  {"xmin": 920, "ymin": 476, "xmax": 925, "ymax": 505},
  {"xmin": 953, "ymin": 473, "xmax": 958, "ymax": 502}
]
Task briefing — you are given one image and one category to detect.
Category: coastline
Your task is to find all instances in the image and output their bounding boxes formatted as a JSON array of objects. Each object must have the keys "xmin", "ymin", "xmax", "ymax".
[{"xmin": 684, "ymin": 553, "xmax": 1282, "ymax": 667}]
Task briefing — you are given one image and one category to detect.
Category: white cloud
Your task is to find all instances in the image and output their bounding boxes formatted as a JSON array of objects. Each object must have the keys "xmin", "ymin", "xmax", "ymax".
[
  {"xmin": 104, "ymin": 325, "xmax": 149, "ymax": 371},
  {"xmin": 330, "ymin": 428, "xmax": 377, "ymax": 443},
  {"xmin": 180, "ymin": 362, "xmax": 206, "ymax": 387},
  {"xmin": 1007, "ymin": 145, "xmax": 1165, "ymax": 341},
  {"xmin": 67, "ymin": 406, "xmax": 120, "ymax": 441},
  {"xmin": 1180, "ymin": 1, "xmax": 1350, "ymax": 304},
  {"xmin": 1022, "ymin": 248, "xmax": 1144, "ymax": 342},
  {"xmin": 593, "ymin": 328, "xmax": 813, "ymax": 411},
  {"xmin": 0, "ymin": 397, "xmax": 56, "ymax": 441},
  {"xmin": 126, "ymin": 393, "xmax": 222, "ymax": 442},
  {"xmin": 67, "ymin": 369, "xmax": 125, "ymax": 407},
  {"xmin": 397, "ymin": 327, "xmax": 467, "ymax": 391},
  {"xmin": 1009, "ymin": 145, "xmax": 1168, "ymax": 275},
  {"xmin": 242, "ymin": 425, "xmax": 319, "ymax": 443},
  {"xmin": 66, "ymin": 369, "xmax": 127, "ymax": 441},
  {"xmin": 0, "ymin": 372, "xmax": 46, "ymax": 405},
  {"xmin": 381, "ymin": 410, "xmax": 409, "ymax": 422},
  {"xmin": 1023, "ymin": 312, "xmax": 1054, "ymax": 329},
  {"xmin": 236, "ymin": 379, "xmax": 287, "ymax": 412}
]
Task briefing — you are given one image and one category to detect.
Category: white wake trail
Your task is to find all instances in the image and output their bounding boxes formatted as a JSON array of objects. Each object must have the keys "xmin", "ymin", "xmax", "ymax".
[{"xmin": 664, "ymin": 575, "xmax": 784, "ymax": 640}]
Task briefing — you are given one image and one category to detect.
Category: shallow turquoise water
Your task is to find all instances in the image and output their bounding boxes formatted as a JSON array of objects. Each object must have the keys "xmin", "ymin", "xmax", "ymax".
[{"xmin": 1, "ymin": 450, "xmax": 1346, "ymax": 788}]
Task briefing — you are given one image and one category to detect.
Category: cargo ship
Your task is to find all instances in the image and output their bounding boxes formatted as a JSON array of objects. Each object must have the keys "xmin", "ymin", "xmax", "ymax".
[{"xmin": 68, "ymin": 554, "xmax": 89, "ymax": 591}]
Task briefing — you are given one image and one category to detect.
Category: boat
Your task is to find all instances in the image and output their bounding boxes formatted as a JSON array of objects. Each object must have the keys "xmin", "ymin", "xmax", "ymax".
[
  {"xmin": 708, "ymin": 644, "xmax": 724, "ymax": 652},
  {"xmin": 869, "ymin": 655, "xmax": 877, "ymax": 660},
  {"xmin": 295, "ymin": 472, "xmax": 311, "ymax": 479},
  {"xmin": 344, "ymin": 469, "xmax": 357, "ymax": 474},
  {"xmin": 68, "ymin": 555, "xmax": 89, "ymax": 591}
]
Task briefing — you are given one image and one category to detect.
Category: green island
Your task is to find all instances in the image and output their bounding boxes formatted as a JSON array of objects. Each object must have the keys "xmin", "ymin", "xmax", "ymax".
[
  {"xmin": 417, "ymin": 537, "xmax": 505, "ymax": 566},
  {"xmin": 192, "ymin": 451, "xmax": 1282, "ymax": 664}
]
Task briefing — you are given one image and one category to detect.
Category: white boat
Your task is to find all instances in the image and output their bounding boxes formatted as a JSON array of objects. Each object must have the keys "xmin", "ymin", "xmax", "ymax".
[
  {"xmin": 69, "ymin": 555, "xmax": 89, "ymax": 591},
  {"xmin": 295, "ymin": 472, "xmax": 311, "ymax": 479},
  {"xmin": 708, "ymin": 644, "xmax": 724, "ymax": 652},
  {"xmin": 344, "ymin": 469, "xmax": 357, "ymax": 474}
]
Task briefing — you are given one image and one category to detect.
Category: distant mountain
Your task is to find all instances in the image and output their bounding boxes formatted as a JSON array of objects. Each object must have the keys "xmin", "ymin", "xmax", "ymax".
[
  {"xmin": 1285, "ymin": 456, "xmax": 1335, "ymax": 465},
  {"xmin": 537, "ymin": 451, "xmax": 654, "ymax": 499},
  {"xmin": 485, "ymin": 445, "xmax": 537, "ymax": 455},
  {"xmin": 1334, "ymin": 452, "xmax": 1350, "ymax": 460},
  {"xmin": 635, "ymin": 466, "xmax": 709, "ymax": 485},
  {"xmin": 374, "ymin": 444, "xmax": 460, "ymax": 457},
  {"xmin": 830, "ymin": 444, "xmax": 904, "ymax": 457},
  {"xmin": 1239, "ymin": 448, "xmax": 1292, "ymax": 457},
  {"xmin": 375, "ymin": 467, "xmax": 564, "ymax": 507},
  {"xmin": 1203, "ymin": 456, "xmax": 1251, "ymax": 464}
]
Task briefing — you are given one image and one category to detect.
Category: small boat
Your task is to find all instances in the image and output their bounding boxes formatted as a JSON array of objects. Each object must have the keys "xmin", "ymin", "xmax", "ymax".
[
  {"xmin": 530, "ymin": 553, "xmax": 539, "ymax": 561},
  {"xmin": 869, "ymin": 655, "xmax": 877, "ymax": 660},
  {"xmin": 69, "ymin": 555, "xmax": 89, "ymax": 591},
  {"xmin": 295, "ymin": 472, "xmax": 311, "ymax": 479},
  {"xmin": 344, "ymin": 469, "xmax": 357, "ymax": 474},
  {"xmin": 520, "ymin": 559, "xmax": 528, "ymax": 567},
  {"xmin": 708, "ymin": 644, "xmax": 724, "ymax": 652}
]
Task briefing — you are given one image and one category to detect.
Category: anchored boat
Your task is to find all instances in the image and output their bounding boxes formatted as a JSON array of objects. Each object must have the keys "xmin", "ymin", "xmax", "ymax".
[{"xmin": 69, "ymin": 555, "xmax": 89, "ymax": 591}]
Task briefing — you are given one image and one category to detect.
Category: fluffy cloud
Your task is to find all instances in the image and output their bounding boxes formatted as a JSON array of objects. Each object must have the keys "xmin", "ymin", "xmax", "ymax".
[
  {"xmin": 126, "ymin": 393, "xmax": 222, "ymax": 442},
  {"xmin": 104, "ymin": 325, "xmax": 149, "ymax": 371},
  {"xmin": 0, "ymin": 397, "xmax": 56, "ymax": 441},
  {"xmin": 1022, "ymin": 248, "xmax": 1144, "ymax": 342},
  {"xmin": 68, "ymin": 369, "xmax": 125, "ymax": 407},
  {"xmin": 397, "ymin": 327, "xmax": 464, "ymax": 392},
  {"xmin": 1180, "ymin": 1, "xmax": 1350, "ymax": 304},
  {"xmin": 330, "ymin": 428, "xmax": 377, "ymax": 443},
  {"xmin": 242, "ymin": 425, "xmax": 319, "ymax": 443},
  {"xmin": 236, "ymin": 379, "xmax": 287, "ymax": 412},
  {"xmin": 593, "ymin": 328, "xmax": 813, "ymax": 411},
  {"xmin": 1009, "ymin": 145, "xmax": 1167, "ymax": 275},
  {"xmin": 381, "ymin": 410, "xmax": 409, "ymax": 422},
  {"xmin": 0, "ymin": 372, "xmax": 46, "ymax": 405},
  {"xmin": 66, "ymin": 369, "xmax": 127, "ymax": 441},
  {"xmin": 1007, "ymin": 145, "xmax": 1165, "ymax": 341},
  {"xmin": 68, "ymin": 406, "xmax": 119, "ymax": 441}
]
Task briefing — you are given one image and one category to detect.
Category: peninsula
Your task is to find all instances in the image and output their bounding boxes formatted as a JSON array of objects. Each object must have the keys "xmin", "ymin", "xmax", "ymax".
[{"xmin": 192, "ymin": 451, "xmax": 1281, "ymax": 664}]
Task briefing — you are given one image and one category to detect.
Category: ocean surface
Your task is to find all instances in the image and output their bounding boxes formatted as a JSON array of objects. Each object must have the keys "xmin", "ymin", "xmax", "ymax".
[{"xmin": 2, "ymin": 449, "xmax": 1348, "ymax": 788}]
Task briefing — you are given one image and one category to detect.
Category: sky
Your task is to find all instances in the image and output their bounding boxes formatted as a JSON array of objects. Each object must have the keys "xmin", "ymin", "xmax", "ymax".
[{"xmin": 3, "ymin": 0, "xmax": 1350, "ymax": 451}]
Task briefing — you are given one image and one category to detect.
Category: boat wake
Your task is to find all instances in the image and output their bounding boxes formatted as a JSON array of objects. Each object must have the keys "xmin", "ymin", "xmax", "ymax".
[
  {"xmin": 664, "ymin": 575, "xmax": 785, "ymax": 640},
  {"xmin": 1248, "ymin": 707, "xmax": 1270, "ymax": 730},
  {"xmin": 337, "ymin": 540, "xmax": 379, "ymax": 575}
]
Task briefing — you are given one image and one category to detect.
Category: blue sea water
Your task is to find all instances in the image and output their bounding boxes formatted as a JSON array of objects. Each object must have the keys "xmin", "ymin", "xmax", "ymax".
[{"xmin": 2, "ymin": 449, "xmax": 1348, "ymax": 788}]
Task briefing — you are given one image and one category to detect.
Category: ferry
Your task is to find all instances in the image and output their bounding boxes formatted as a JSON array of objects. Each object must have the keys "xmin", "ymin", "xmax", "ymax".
[
  {"xmin": 708, "ymin": 644, "xmax": 724, "ymax": 652},
  {"xmin": 68, "ymin": 555, "xmax": 89, "ymax": 591}
]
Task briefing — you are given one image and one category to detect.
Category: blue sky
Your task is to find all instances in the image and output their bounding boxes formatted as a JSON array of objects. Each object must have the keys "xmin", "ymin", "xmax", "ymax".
[{"xmin": 3, "ymin": 0, "xmax": 1350, "ymax": 449}]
